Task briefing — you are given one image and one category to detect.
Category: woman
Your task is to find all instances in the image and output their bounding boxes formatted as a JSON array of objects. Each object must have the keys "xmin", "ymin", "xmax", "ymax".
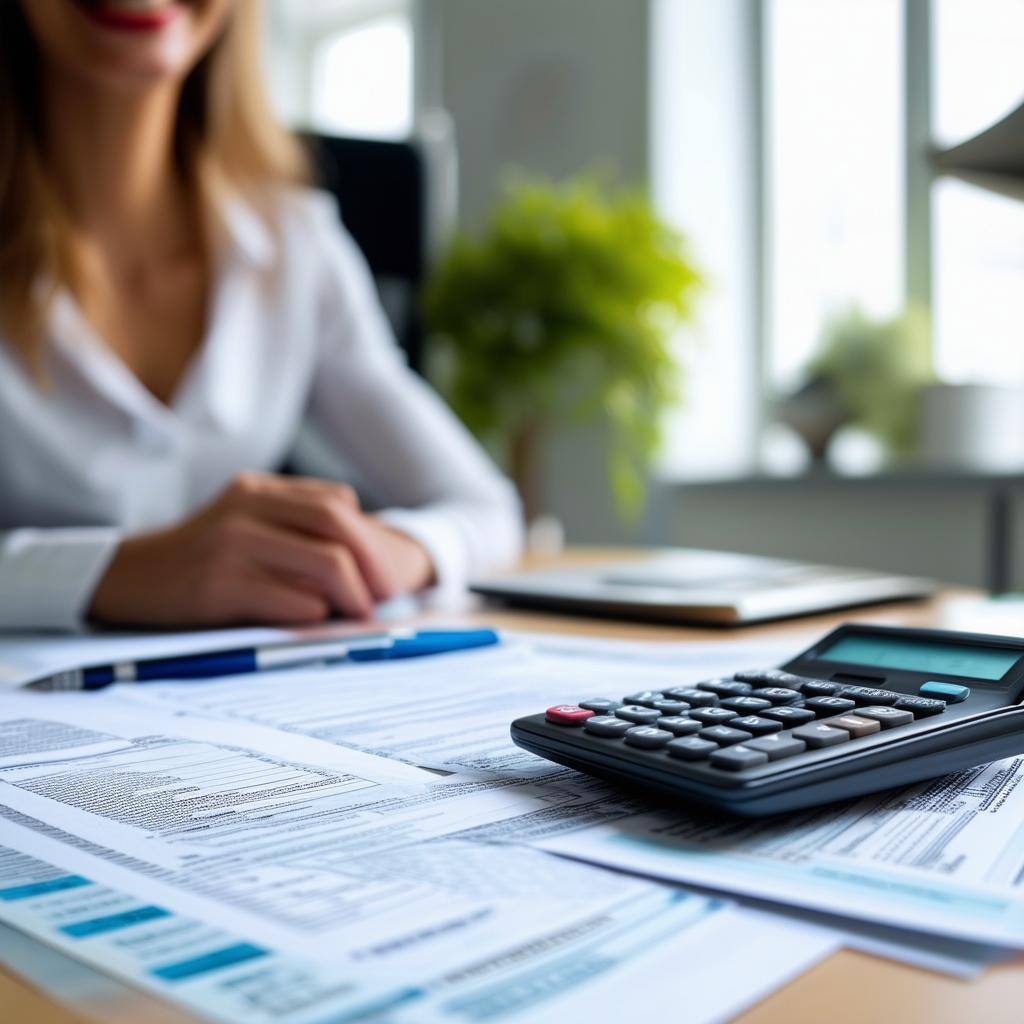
[{"xmin": 0, "ymin": 0, "xmax": 521, "ymax": 630}]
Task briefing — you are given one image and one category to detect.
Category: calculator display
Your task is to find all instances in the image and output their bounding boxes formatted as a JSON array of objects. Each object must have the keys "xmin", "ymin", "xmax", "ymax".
[{"xmin": 817, "ymin": 635, "xmax": 1020, "ymax": 681}]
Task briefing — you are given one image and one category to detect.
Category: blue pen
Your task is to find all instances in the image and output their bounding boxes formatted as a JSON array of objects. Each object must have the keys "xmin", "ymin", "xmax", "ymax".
[{"xmin": 23, "ymin": 628, "xmax": 501, "ymax": 692}]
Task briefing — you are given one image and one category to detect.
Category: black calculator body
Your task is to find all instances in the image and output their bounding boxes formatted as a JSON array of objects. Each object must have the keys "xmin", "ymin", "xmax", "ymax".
[{"xmin": 510, "ymin": 624, "xmax": 1024, "ymax": 817}]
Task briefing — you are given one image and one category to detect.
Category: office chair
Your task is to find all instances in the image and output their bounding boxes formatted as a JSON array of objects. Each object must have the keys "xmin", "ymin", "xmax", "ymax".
[{"xmin": 303, "ymin": 134, "xmax": 428, "ymax": 373}]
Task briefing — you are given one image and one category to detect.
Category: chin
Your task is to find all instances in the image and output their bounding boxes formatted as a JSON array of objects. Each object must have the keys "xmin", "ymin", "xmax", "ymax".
[{"xmin": 28, "ymin": 0, "xmax": 231, "ymax": 88}]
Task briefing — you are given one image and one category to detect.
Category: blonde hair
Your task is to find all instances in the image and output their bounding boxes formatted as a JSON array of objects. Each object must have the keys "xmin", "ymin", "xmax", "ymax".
[{"xmin": 0, "ymin": 1, "xmax": 308, "ymax": 365}]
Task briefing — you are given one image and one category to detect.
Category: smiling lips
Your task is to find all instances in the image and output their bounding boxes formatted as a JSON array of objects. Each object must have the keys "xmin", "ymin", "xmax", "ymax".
[{"xmin": 74, "ymin": 0, "xmax": 186, "ymax": 32}]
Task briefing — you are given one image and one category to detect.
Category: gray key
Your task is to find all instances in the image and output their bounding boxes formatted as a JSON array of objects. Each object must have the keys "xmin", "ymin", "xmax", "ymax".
[
  {"xmin": 666, "ymin": 736, "xmax": 718, "ymax": 760},
  {"xmin": 699, "ymin": 724, "xmax": 753, "ymax": 746},
  {"xmin": 822, "ymin": 713, "xmax": 881, "ymax": 738},
  {"xmin": 836, "ymin": 685, "xmax": 899, "ymax": 706},
  {"xmin": 720, "ymin": 696, "xmax": 772, "ymax": 714},
  {"xmin": 750, "ymin": 687, "xmax": 803, "ymax": 705},
  {"xmin": 698, "ymin": 678, "xmax": 753, "ymax": 697},
  {"xmin": 579, "ymin": 698, "xmax": 623, "ymax": 714},
  {"xmin": 710, "ymin": 745, "xmax": 769, "ymax": 771},
  {"xmin": 792, "ymin": 723, "xmax": 850, "ymax": 748},
  {"xmin": 746, "ymin": 733, "xmax": 807, "ymax": 760},
  {"xmin": 657, "ymin": 715, "xmax": 702, "ymax": 736},
  {"xmin": 801, "ymin": 680, "xmax": 841, "ymax": 696},
  {"xmin": 663, "ymin": 687, "xmax": 718, "ymax": 708},
  {"xmin": 894, "ymin": 696, "xmax": 945, "ymax": 718},
  {"xmin": 856, "ymin": 705, "xmax": 914, "ymax": 729},
  {"xmin": 614, "ymin": 705, "xmax": 662, "ymax": 725},
  {"xmin": 584, "ymin": 715, "xmax": 633, "ymax": 737},
  {"xmin": 731, "ymin": 715, "xmax": 783, "ymax": 736},
  {"xmin": 624, "ymin": 690, "xmax": 666, "ymax": 708},
  {"xmin": 624, "ymin": 726, "xmax": 674, "ymax": 749},
  {"xmin": 762, "ymin": 705, "xmax": 816, "ymax": 726},
  {"xmin": 689, "ymin": 707, "xmax": 738, "ymax": 726},
  {"xmin": 649, "ymin": 699, "xmax": 691, "ymax": 716},
  {"xmin": 804, "ymin": 696, "xmax": 857, "ymax": 716}
]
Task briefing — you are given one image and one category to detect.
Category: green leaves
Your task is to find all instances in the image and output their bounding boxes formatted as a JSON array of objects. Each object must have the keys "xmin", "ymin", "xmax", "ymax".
[
  {"xmin": 423, "ymin": 174, "xmax": 702, "ymax": 519},
  {"xmin": 809, "ymin": 305, "xmax": 933, "ymax": 456}
]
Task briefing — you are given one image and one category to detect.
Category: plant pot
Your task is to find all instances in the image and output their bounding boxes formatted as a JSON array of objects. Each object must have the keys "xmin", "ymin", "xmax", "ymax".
[{"xmin": 919, "ymin": 384, "xmax": 1024, "ymax": 471}]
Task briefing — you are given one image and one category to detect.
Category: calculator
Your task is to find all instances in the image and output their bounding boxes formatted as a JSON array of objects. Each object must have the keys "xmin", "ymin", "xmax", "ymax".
[{"xmin": 510, "ymin": 624, "xmax": 1024, "ymax": 816}]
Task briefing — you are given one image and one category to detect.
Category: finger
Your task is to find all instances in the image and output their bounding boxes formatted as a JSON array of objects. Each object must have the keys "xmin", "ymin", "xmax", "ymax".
[
  {"xmin": 235, "ymin": 573, "xmax": 331, "ymax": 625},
  {"xmin": 229, "ymin": 490, "xmax": 392, "ymax": 601},
  {"xmin": 236, "ymin": 518, "xmax": 376, "ymax": 619},
  {"xmin": 227, "ymin": 473, "xmax": 360, "ymax": 520}
]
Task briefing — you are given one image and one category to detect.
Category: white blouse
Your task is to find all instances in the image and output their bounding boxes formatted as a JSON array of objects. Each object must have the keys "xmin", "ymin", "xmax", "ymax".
[{"xmin": 0, "ymin": 189, "xmax": 522, "ymax": 630}]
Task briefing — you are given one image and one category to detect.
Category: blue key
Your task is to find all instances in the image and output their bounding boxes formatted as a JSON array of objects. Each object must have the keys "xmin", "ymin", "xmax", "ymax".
[{"xmin": 919, "ymin": 681, "xmax": 970, "ymax": 703}]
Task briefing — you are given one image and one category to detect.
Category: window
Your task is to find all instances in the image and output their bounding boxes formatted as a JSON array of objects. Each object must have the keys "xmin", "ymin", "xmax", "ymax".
[
  {"xmin": 766, "ymin": 0, "xmax": 904, "ymax": 392},
  {"xmin": 262, "ymin": 0, "xmax": 414, "ymax": 140},
  {"xmin": 931, "ymin": 0, "xmax": 1024, "ymax": 384},
  {"xmin": 311, "ymin": 14, "xmax": 413, "ymax": 139}
]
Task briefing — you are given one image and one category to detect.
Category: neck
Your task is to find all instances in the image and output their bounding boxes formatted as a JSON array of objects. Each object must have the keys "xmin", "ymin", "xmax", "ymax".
[{"xmin": 41, "ymin": 65, "xmax": 194, "ymax": 262}]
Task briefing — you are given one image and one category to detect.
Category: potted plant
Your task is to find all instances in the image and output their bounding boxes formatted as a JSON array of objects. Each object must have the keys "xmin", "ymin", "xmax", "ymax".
[
  {"xmin": 423, "ymin": 174, "xmax": 702, "ymax": 522},
  {"xmin": 778, "ymin": 306, "xmax": 933, "ymax": 461}
]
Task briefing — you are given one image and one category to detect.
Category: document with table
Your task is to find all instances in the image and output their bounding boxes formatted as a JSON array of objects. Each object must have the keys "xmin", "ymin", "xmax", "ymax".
[{"xmin": 0, "ymin": 628, "xmax": 1021, "ymax": 1022}]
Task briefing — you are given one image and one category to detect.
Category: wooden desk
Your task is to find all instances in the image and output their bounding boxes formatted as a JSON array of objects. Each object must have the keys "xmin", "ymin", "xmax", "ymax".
[{"xmin": 3, "ymin": 554, "xmax": 1023, "ymax": 1023}]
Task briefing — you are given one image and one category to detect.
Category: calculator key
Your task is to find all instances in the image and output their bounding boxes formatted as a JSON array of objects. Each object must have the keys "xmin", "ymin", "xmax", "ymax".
[
  {"xmin": 625, "ymin": 726, "xmax": 674, "ymax": 749},
  {"xmin": 769, "ymin": 672, "xmax": 814, "ymax": 691},
  {"xmin": 762, "ymin": 705, "xmax": 816, "ymax": 726},
  {"xmin": 583, "ymin": 715, "xmax": 633, "ymax": 737},
  {"xmin": 836, "ymin": 685, "xmax": 899, "ymax": 706},
  {"xmin": 823, "ymin": 714, "xmax": 881, "ymax": 738},
  {"xmin": 614, "ymin": 705, "xmax": 662, "ymax": 725},
  {"xmin": 804, "ymin": 696, "xmax": 857, "ymax": 716},
  {"xmin": 894, "ymin": 695, "xmax": 946, "ymax": 718},
  {"xmin": 579, "ymin": 698, "xmax": 623, "ymax": 714},
  {"xmin": 667, "ymin": 736, "xmax": 718, "ymax": 761},
  {"xmin": 721, "ymin": 696, "xmax": 772, "ymax": 714},
  {"xmin": 919, "ymin": 681, "xmax": 971, "ymax": 703},
  {"xmin": 731, "ymin": 715, "xmax": 783, "ymax": 736},
  {"xmin": 649, "ymin": 699, "xmax": 692, "ymax": 716},
  {"xmin": 663, "ymin": 687, "xmax": 718, "ymax": 708},
  {"xmin": 752, "ymin": 670, "xmax": 810, "ymax": 691},
  {"xmin": 710, "ymin": 745, "xmax": 769, "ymax": 771},
  {"xmin": 732, "ymin": 669, "xmax": 780, "ymax": 685},
  {"xmin": 689, "ymin": 707, "xmax": 738, "ymax": 726},
  {"xmin": 657, "ymin": 716, "xmax": 702, "ymax": 736},
  {"xmin": 792, "ymin": 723, "xmax": 850, "ymax": 748},
  {"xmin": 856, "ymin": 706, "xmax": 914, "ymax": 729},
  {"xmin": 801, "ymin": 680, "xmax": 842, "ymax": 697},
  {"xmin": 699, "ymin": 724, "xmax": 753, "ymax": 746},
  {"xmin": 750, "ymin": 687, "xmax": 802, "ymax": 705},
  {"xmin": 624, "ymin": 690, "xmax": 667, "ymax": 708},
  {"xmin": 545, "ymin": 705, "xmax": 595, "ymax": 726},
  {"xmin": 746, "ymin": 733, "xmax": 807, "ymax": 760},
  {"xmin": 697, "ymin": 678, "xmax": 753, "ymax": 697}
]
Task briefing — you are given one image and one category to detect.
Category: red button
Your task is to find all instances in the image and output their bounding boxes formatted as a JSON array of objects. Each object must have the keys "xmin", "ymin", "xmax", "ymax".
[{"xmin": 545, "ymin": 705, "xmax": 595, "ymax": 725}]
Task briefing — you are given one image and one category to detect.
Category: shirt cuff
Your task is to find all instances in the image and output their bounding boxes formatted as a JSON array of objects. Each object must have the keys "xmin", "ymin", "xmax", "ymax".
[
  {"xmin": 0, "ymin": 528, "xmax": 122, "ymax": 632},
  {"xmin": 375, "ymin": 508, "xmax": 468, "ymax": 592}
]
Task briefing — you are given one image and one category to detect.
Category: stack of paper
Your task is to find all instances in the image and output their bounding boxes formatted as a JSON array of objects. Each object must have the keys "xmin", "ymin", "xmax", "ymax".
[{"xmin": 0, "ymin": 629, "xmax": 1020, "ymax": 1024}]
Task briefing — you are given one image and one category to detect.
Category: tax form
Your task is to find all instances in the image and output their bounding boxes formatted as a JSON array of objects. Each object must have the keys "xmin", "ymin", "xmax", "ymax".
[
  {"xmin": 117, "ymin": 631, "xmax": 1024, "ymax": 954},
  {"xmin": 539, "ymin": 756, "xmax": 1024, "ymax": 947},
  {"xmin": 0, "ymin": 692, "xmax": 639, "ymax": 971},
  {"xmin": 0, "ymin": 834, "xmax": 840, "ymax": 1024},
  {"xmin": 0, "ymin": 692, "xmax": 840, "ymax": 1024},
  {"xmin": 121, "ymin": 633, "xmax": 800, "ymax": 777}
]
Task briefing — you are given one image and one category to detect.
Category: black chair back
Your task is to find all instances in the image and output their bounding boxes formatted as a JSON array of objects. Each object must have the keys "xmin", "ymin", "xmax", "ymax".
[{"xmin": 304, "ymin": 134, "xmax": 428, "ymax": 372}]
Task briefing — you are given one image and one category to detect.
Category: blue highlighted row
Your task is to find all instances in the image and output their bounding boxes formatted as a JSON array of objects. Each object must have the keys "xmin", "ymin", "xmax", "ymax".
[
  {"xmin": 62, "ymin": 904, "xmax": 170, "ymax": 938},
  {"xmin": 151, "ymin": 942, "xmax": 269, "ymax": 981},
  {"xmin": 0, "ymin": 875, "xmax": 91, "ymax": 902}
]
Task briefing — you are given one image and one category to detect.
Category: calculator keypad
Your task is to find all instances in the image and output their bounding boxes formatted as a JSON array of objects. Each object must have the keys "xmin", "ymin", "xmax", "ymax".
[{"xmin": 542, "ymin": 669, "xmax": 949, "ymax": 776}]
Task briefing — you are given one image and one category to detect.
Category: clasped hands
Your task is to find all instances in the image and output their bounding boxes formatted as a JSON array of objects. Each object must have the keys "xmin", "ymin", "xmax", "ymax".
[{"xmin": 89, "ymin": 472, "xmax": 435, "ymax": 626}]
